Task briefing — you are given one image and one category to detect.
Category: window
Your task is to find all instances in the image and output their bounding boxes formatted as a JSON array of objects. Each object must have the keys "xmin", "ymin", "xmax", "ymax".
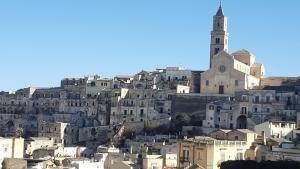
[
  {"xmin": 124, "ymin": 110, "xmax": 127, "ymax": 115},
  {"xmin": 235, "ymin": 80, "xmax": 239, "ymax": 86},
  {"xmin": 241, "ymin": 107, "xmax": 247, "ymax": 114},
  {"xmin": 209, "ymin": 105, "xmax": 214, "ymax": 110},
  {"xmin": 255, "ymin": 96, "xmax": 260, "ymax": 103},
  {"xmin": 266, "ymin": 108, "xmax": 270, "ymax": 112},
  {"xmin": 234, "ymin": 136, "xmax": 239, "ymax": 140},
  {"xmin": 216, "ymin": 38, "xmax": 220, "ymax": 44},
  {"xmin": 215, "ymin": 48, "xmax": 220, "ymax": 55},
  {"xmin": 266, "ymin": 96, "xmax": 271, "ymax": 103},
  {"xmin": 183, "ymin": 150, "xmax": 189, "ymax": 161},
  {"xmin": 140, "ymin": 109, "xmax": 144, "ymax": 115},
  {"xmin": 206, "ymin": 80, "xmax": 209, "ymax": 86},
  {"xmin": 160, "ymin": 108, "xmax": 163, "ymax": 113},
  {"xmin": 254, "ymin": 107, "xmax": 258, "ymax": 113},
  {"xmin": 130, "ymin": 110, "xmax": 133, "ymax": 115},
  {"xmin": 287, "ymin": 97, "xmax": 292, "ymax": 105},
  {"xmin": 230, "ymin": 116, "xmax": 233, "ymax": 120}
]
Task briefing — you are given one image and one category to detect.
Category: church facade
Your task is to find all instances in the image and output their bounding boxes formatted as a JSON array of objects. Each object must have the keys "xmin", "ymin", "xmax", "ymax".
[{"xmin": 201, "ymin": 5, "xmax": 265, "ymax": 95}]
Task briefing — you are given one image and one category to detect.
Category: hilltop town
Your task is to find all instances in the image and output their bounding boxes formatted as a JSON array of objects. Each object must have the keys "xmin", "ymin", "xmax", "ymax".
[{"xmin": 1, "ymin": 4, "xmax": 300, "ymax": 169}]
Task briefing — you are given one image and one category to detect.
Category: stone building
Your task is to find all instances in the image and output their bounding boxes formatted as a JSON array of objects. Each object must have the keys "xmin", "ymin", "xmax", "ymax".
[
  {"xmin": 85, "ymin": 75, "xmax": 113, "ymax": 97},
  {"xmin": 110, "ymin": 88, "xmax": 174, "ymax": 124},
  {"xmin": 2, "ymin": 158, "xmax": 27, "ymax": 169},
  {"xmin": 247, "ymin": 135, "xmax": 300, "ymax": 162},
  {"xmin": 203, "ymin": 100, "xmax": 242, "ymax": 129},
  {"xmin": 78, "ymin": 126, "xmax": 113, "ymax": 144},
  {"xmin": 0, "ymin": 137, "xmax": 24, "ymax": 168},
  {"xmin": 143, "ymin": 155, "xmax": 164, "ymax": 169},
  {"xmin": 201, "ymin": 5, "xmax": 264, "ymax": 95},
  {"xmin": 38, "ymin": 121, "xmax": 76, "ymax": 146},
  {"xmin": 61, "ymin": 77, "xmax": 86, "ymax": 95},
  {"xmin": 201, "ymin": 50, "xmax": 264, "ymax": 95},
  {"xmin": 202, "ymin": 87, "xmax": 299, "ymax": 131},
  {"xmin": 177, "ymin": 129, "xmax": 257, "ymax": 169},
  {"xmin": 254, "ymin": 121, "xmax": 296, "ymax": 140},
  {"xmin": 132, "ymin": 67, "xmax": 199, "ymax": 93},
  {"xmin": 25, "ymin": 137, "xmax": 55, "ymax": 157},
  {"xmin": 0, "ymin": 63, "xmax": 206, "ymax": 141}
]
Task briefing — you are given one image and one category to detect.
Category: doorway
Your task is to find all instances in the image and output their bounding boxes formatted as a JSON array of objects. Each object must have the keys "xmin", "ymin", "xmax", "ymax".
[{"xmin": 219, "ymin": 85, "xmax": 224, "ymax": 94}]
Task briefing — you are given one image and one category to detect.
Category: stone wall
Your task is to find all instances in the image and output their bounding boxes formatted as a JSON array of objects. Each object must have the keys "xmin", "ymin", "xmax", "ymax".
[
  {"xmin": 124, "ymin": 117, "xmax": 171, "ymax": 133},
  {"xmin": 171, "ymin": 94, "xmax": 229, "ymax": 126}
]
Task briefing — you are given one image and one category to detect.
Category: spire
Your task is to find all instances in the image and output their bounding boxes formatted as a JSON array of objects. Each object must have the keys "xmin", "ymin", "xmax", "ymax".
[{"xmin": 216, "ymin": 0, "xmax": 224, "ymax": 16}]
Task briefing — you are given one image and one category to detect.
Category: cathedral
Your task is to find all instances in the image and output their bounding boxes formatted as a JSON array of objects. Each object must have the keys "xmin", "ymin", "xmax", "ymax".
[{"xmin": 200, "ymin": 5, "xmax": 265, "ymax": 95}]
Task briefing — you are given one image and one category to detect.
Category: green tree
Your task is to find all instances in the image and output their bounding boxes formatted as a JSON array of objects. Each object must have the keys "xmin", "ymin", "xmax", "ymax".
[
  {"xmin": 176, "ymin": 113, "xmax": 191, "ymax": 126},
  {"xmin": 144, "ymin": 120, "xmax": 156, "ymax": 133}
]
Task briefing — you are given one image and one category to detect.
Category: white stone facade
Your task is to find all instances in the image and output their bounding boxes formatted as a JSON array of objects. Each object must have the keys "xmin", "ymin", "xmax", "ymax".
[{"xmin": 254, "ymin": 121, "xmax": 296, "ymax": 140}]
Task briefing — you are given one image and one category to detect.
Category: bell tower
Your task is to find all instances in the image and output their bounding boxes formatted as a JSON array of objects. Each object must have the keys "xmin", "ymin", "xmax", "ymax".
[{"xmin": 209, "ymin": 3, "xmax": 229, "ymax": 68}]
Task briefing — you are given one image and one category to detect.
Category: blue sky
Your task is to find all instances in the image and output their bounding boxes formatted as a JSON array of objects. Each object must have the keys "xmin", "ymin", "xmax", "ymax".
[{"xmin": 0, "ymin": 0, "xmax": 299, "ymax": 91}]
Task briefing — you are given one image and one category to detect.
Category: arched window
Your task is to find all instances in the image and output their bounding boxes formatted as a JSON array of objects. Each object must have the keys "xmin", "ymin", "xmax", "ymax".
[{"xmin": 216, "ymin": 38, "xmax": 220, "ymax": 44}]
